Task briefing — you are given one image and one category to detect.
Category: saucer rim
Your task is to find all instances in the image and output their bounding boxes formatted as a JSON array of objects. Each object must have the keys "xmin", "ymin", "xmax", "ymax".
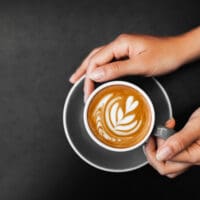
[{"xmin": 63, "ymin": 76, "xmax": 173, "ymax": 173}]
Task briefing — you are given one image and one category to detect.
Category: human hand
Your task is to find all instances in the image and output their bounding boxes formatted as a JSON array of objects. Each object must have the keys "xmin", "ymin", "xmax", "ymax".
[
  {"xmin": 69, "ymin": 33, "xmax": 186, "ymax": 101},
  {"xmin": 145, "ymin": 108, "xmax": 200, "ymax": 178}
]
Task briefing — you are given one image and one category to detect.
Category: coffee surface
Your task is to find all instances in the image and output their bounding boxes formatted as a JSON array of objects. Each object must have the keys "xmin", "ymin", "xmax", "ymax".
[{"xmin": 87, "ymin": 85, "xmax": 152, "ymax": 149}]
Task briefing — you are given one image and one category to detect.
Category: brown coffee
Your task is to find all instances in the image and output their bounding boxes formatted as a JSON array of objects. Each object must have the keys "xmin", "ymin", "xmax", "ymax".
[{"xmin": 87, "ymin": 84, "xmax": 153, "ymax": 149}]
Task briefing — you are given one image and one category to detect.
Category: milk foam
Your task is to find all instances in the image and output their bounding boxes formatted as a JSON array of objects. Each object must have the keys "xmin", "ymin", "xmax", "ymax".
[{"xmin": 94, "ymin": 93, "xmax": 142, "ymax": 137}]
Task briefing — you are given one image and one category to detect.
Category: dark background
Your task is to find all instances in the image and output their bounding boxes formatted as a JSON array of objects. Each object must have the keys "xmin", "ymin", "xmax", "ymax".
[{"xmin": 1, "ymin": 0, "xmax": 200, "ymax": 199}]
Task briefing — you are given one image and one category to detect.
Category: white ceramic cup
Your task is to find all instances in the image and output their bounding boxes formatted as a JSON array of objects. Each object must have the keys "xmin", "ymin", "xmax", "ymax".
[{"xmin": 83, "ymin": 81, "xmax": 156, "ymax": 152}]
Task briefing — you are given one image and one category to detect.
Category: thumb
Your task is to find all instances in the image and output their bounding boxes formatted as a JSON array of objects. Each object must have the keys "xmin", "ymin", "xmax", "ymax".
[
  {"xmin": 156, "ymin": 120, "xmax": 200, "ymax": 161},
  {"xmin": 88, "ymin": 59, "xmax": 144, "ymax": 82}
]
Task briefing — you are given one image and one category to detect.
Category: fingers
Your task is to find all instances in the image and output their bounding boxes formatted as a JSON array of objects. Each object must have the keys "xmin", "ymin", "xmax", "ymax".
[
  {"xmin": 165, "ymin": 118, "xmax": 176, "ymax": 129},
  {"xmin": 145, "ymin": 137, "xmax": 191, "ymax": 177},
  {"xmin": 71, "ymin": 34, "xmax": 142, "ymax": 99},
  {"xmin": 85, "ymin": 36, "xmax": 131, "ymax": 74},
  {"xmin": 82, "ymin": 36, "xmax": 133, "ymax": 100},
  {"xmin": 169, "ymin": 140, "xmax": 200, "ymax": 164},
  {"xmin": 156, "ymin": 131, "xmax": 200, "ymax": 164},
  {"xmin": 88, "ymin": 56, "xmax": 150, "ymax": 82},
  {"xmin": 166, "ymin": 168, "xmax": 188, "ymax": 178},
  {"xmin": 157, "ymin": 137, "xmax": 165, "ymax": 147},
  {"xmin": 70, "ymin": 34, "xmax": 134, "ymax": 84},
  {"xmin": 153, "ymin": 118, "xmax": 175, "ymax": 155},
  {"xmin": 69, "ymin": 46, "xmax": 104, "ymax": 83},
  {"xmin": 156, "ymin": 111, "xmax": 200, "ymax": 161},
  {"xmin": 83, "ymin": 77, "xmax": 95, "ymax": 102},
  {"xmin": 88, "ymin": 59, "xmax": 136, "ymax": 82}
]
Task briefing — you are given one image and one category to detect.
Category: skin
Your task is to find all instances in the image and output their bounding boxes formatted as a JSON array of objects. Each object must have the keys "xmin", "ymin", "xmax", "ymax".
[{"xmin": 69, "ymin": 27, "xmax": 200, "ymax": 178}]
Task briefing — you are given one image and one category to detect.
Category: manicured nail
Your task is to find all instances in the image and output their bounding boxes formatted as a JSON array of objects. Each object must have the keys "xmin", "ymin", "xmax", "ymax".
[
  {"xmin": 156, "ymin": 146, "xmax": 172, "ymax": 161},
  {"xmin": 69, "ymin": 74, "xmax": 75, "ymax": 83},
  {"xmin": 165, "ymin": 120, "xmax": 170, "ymax": 126},
  {"xmin": 167, "ymin": 174, "xmax": 176, "ymax": 179},
  {"xmin": 89, "ymin": 69, "xmax": 104, "ymax": 81}
]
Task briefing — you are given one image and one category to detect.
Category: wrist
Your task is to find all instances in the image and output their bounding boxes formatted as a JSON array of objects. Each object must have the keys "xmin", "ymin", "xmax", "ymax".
[{"xmin": 175, "ymin": 27, "xmax": 200, "ymax": 65}]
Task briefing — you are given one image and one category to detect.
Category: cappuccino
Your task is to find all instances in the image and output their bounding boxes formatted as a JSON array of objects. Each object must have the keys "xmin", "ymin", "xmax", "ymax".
[{"xmin": 85, "ymin": 82, "xmax": 154, "ymax": 150}]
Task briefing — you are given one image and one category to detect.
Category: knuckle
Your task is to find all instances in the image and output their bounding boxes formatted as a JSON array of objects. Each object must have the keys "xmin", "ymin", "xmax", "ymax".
[
  {"xmin": 168, "ymin": 136, "xmax": 185, "ymax": 153},
  {"xmin": 107, "ymin": 62, "xmax": 120, "ymax": 75},
  {"xmin": 92, "ymin": 47, "xmax": 101, "ymax": 53},
  {"xmin": 109, "ymin": 62, "xmax": 121, "ymax": 73},
  {"xmin": 116, "ymin": 33, "xmax": 129, "ymax": 43},
  {"xmin": 100, "ymin": 67, "xmax": 107, "ymax": 76},
  {"xmin": 86, "ymin": 62, "xmax": 97, "ymax": 73},
  {"xmin": 88, "ymin": 59, "xmax": 97, "ymax": 69},
  {"xmin": 157, "ymin": 163, "xmax": 172, "ymax": 176},
  {"xmin": 158, "ymin": 168, "xmax": 168, "ymax": 176}
]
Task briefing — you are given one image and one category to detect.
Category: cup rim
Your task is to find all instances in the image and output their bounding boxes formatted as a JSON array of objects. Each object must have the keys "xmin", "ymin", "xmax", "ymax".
[{"xmin": 83, "ymin": 80, "xmax": 155, "ymax": 152}]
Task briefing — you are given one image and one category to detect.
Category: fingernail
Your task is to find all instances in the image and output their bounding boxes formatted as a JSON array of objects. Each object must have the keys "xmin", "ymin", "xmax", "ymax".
[
  {"xmin": 156, "ymin": 146, "xmax": 172, "ymax": 161},
  {"xmin": 165, "ymin": 120, "xmax": 171, "ymax": 126},
  {"xmin": 89, "ymin": 69, "xmax": 104, "ymax": 81},
  {"xmin": 69, "ymin": 74, "xmax": 75, "ymax": 83},
  {"xmin": 167, "ymin": 174, "xmax": 176, "ymax": 179}
]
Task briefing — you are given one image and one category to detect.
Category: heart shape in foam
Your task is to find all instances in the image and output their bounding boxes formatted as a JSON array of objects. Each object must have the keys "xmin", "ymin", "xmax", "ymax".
[{"xmin": 108, "ymin": 95, "xmax": 141, "ymax": 136}]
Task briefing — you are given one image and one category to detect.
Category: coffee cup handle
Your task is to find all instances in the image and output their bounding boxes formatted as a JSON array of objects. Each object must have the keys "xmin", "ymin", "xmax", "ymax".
[{"xmin": 153, "ymin": 125, "xmax": 176, "ymax": 140}]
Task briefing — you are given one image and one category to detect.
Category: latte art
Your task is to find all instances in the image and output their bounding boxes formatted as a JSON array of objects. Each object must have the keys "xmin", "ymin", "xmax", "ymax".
[
  {"xmin": 95, "ymin": 94, "xmax": 142, "ymax": 138},
  {"xmin": 105, "ymin": 95, "xmax": 141, "ymax": 136},
  {"xmin": 87, "ymin": 85, "xmax": 153, "ymax": 149}
]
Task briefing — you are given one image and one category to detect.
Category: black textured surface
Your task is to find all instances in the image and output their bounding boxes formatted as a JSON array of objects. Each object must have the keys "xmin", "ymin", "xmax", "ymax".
[{"xmin": 1, "ymin": 0, "xmax": 200, "ymax": 199}]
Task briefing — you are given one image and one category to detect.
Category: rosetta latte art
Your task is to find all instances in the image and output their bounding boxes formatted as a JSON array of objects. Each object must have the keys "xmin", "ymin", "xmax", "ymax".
[
  {"xmin": 95, "ymin": 95, "xmax": 142, "ymax": 138},
  {"xmin": 87, "ymin": 85, "xmax": 152, "ymax": 149}
]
